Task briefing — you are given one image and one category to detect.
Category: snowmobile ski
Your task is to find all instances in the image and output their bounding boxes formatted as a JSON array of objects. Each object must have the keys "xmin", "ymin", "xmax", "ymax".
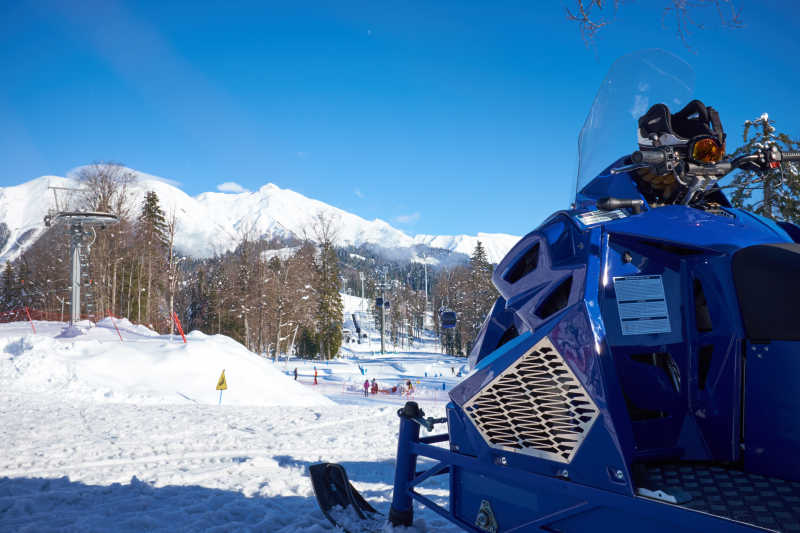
[{"xmin": 309, "ymin": 462, "xmax": 384, "ymax": 532}]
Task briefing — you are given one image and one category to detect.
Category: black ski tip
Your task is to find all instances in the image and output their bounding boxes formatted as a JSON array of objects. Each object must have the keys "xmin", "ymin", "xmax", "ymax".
[{"xmin": 309, "ymin": 462, "xmax": 383, "ymax": 532}]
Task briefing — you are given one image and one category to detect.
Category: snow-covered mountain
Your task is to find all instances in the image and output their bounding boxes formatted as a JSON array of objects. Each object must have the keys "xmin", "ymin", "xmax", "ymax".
[{"xmin": 0, "ymin": 168, "xmax": 521, "ymax": 265}]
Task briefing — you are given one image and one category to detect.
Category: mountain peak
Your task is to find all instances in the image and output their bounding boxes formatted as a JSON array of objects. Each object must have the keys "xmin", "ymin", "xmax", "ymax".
[
  {"xmin": 258, "ymin": 183, "xmax": 280, "ymax": 192},
  {"xmin": 0, "ymin": 170, "xmax": 520, "ymax": 264}
]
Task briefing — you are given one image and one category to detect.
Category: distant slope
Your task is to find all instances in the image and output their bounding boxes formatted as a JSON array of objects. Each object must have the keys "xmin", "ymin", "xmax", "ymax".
[{"xmin": 0, "ymin": 168, "xmax": 520, "ymax": 264}]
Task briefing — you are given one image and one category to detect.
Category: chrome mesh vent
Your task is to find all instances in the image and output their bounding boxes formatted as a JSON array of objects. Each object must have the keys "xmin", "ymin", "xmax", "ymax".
[{"xmin": 463, "ymin": 336, "xmax": 598, "ymax": 463}]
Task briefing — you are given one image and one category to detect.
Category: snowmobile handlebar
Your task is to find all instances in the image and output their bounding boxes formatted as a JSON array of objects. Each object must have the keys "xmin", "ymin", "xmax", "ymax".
[
  {"xmin": 630, "ymin": 145, "xmax": 799, "ymax": 178},
  {"xmin": 620, "ymin": 145, "xmax": 800, "ymax": 206}
]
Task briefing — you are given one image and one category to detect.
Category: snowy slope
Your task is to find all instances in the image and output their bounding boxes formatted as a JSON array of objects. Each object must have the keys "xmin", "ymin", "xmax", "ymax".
[
  {"xmin": 413, "ymin": 232, "xmax": 522, "ymax": 264},
  {"xmin": 0, "ymin": 175, "xmax": 69, "ymax": 261},
  {"xmin": 0, "ymin": 308, "xmax": 467, "ymax": 532},
  {"xmin": 0, "ymin": 319, "xmax": 332, "ymax": 407},
  {"xmin": 0, "ymin": 167, "xmax": 520, "ymax": 263}
]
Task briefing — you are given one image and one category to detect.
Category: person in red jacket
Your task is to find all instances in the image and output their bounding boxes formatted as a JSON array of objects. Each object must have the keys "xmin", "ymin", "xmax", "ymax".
[
  {"xmin": 314, "ymin": 366, "xmax": 318, "ymax": 385},
  {"xmin": 363, "ymin": 379, "xmax": 369, "ymax": 397}
]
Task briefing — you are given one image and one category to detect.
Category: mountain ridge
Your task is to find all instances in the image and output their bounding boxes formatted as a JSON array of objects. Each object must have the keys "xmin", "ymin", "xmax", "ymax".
[{"xmin": 0, "ymin": 168, "xmax": 521, "ymax": 265}]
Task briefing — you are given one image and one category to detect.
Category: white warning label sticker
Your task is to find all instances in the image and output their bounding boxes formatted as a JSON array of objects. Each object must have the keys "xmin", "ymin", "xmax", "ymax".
[
  {"xmin": 576, "ymin": 209, "xmax": 628, "ymax": 227},
  {"xmin": 613, "ymin": 275, "xmax": 671, "ymax": 335}
]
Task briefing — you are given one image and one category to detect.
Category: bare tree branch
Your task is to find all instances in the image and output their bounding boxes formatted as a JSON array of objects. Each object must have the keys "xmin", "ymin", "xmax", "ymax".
[
  {"xmin": 663, "ymin": 0, "xmax": 743, "ymax": 50},
  {"xmin": 566, "ymin": 0, "xmax": 622, "ymax": 45},
  {"xmin": 566, "ymin": 0, "xmax": 742, "ymax": 49}
]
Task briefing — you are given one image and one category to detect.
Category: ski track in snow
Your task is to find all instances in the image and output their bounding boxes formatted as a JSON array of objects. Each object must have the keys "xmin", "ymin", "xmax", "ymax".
[
  {"xmin": 0, "ymin": 296, "xmax": 465, "ymax": 532},
  {"xmin": 0, "ymin": 393, "xmax": 458, "ymax": 532}
]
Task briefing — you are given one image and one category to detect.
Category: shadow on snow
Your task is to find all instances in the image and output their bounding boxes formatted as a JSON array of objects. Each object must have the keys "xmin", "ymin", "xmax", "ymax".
[
  {"xmin": 0, "ymin": 458, "xmax": 450, "ymax": 532},
  {"xmin": 0, "ymin": 474, "xmax": 326, "ymax": 532}
]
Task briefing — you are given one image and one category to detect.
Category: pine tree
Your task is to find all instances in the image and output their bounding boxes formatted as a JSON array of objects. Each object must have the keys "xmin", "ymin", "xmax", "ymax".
[
  {"xmin": 726, "ymin": 114, "xmax": 800, "ymax": 221},
  {"xmin": 466, "ymin": 241, "xmax": 496, "ymax": 353},
  {"xmin": 297, "ymin": 327, "xmax": 319, "ymax": 358},
  {"xmin": 138, "ymin": 192, "xmax": 169, "ymax": 245},
  {"xmin": 306, "ymin": 213, "xmax": 344, "ymax": 360},
  {"xmin": 316, "ymin": 240, "xmax": 344, "ymax": 359},
  {"xmin": 235, "ymin": 235, "xmax": 254, "ymax": 349},
  {"xmin": 1, "ymin": 263, "xmax": 15, "ymax": 311},
  {"xmin": 16, "ymin": 262, "xmax": 31, "ymax": 308},
  {"xmin": 137, "ymin": 191, "xmax": 169, "ymax": 324},
  {"xmin": 187, "ymin": 267, "xmax": 210, "ymax": 332}
]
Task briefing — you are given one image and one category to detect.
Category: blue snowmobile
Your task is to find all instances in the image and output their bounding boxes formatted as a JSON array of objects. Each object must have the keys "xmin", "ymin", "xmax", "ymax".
[{"xmin": 311, "ymin": 49, "xmax": 800, "ymax": 532}]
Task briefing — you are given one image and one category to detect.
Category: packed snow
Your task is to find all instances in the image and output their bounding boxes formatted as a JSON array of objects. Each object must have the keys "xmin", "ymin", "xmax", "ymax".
[
  {"xmin": 0, "ymin": 295, "xmax": 467, "ymax": 532},
  {"xmin": 0, "ymin": 318, "xmax": 332, "ymax": 408}
]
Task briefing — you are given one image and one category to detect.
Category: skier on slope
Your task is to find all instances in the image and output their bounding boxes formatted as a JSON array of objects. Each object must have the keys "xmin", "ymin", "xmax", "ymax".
[
  {"xmin": 405, "ymin": 379, "xmax": 414, "ymax": 397},
  {"xmin": 314, "ymin": 366, "xmax": 318, "ymax": 385},
  {"xmin": 363, "ymin": 379, "xmax": 369, "ymax": 397},
  {"xmin": 293, "ymin": 368, "xmax": 298, "ymax": 380}
]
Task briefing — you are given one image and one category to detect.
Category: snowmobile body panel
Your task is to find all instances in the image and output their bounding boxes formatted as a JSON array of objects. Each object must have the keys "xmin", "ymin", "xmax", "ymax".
[
  {"xmin": 450, "ymin": 312, "xmax": 634, "ymax": 496},
  {"xmin": 600, "ymin": 204, "xmax": 791, "ymax": 254},
  {"xmin": 431, "ymin": 174, "xmax": 800, "ymax": 530},
  {"xmin": 744, "ymin": 339, "xmax": 800, "ymax": 482},
  {"xmin": 317, "ymin": 193, "xmax": 800, "ymax": 532}
]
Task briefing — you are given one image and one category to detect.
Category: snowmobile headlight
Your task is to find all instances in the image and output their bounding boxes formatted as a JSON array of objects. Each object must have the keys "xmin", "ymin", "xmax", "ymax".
[{"xmin": 690, "ymin": 136, "xmax": 724, "ymax": 164}]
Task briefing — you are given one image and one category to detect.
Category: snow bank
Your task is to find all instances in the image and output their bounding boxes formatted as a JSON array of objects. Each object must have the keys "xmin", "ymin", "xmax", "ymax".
[{"xmin": 0, "ymin": 321, "xmax": 332, "ymax": 407}]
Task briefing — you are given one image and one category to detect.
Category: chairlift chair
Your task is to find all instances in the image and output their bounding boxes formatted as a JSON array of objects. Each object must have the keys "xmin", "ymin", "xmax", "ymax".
[{"xmin": 440, "ymin": 309, "xmax": 457, "ymax": 329}]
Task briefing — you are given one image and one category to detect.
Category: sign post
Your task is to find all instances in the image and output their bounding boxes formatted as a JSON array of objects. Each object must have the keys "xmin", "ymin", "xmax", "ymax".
[
  {"xmin": 107, "ymin": 310, "xmax": 123, "ymax": 342},
  {"xmin": 172, "ymin": 311, "xmax": 187, "ymax": 343},
  {"xmin": 24, "ymin": 307, "xmax": 35, "ymax": 334},
  {"xmin": 216, "ymin": 369, "xmax": 227, "ymax": 404}
]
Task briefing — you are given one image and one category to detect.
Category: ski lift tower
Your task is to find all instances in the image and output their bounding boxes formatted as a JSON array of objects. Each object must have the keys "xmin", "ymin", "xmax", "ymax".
[
  {"xmin": 375, "ymin": 267, "xmax": 391, "ymax": 355},
  {"xmin": 359, "ymin": 271, "xmax": 365, "ymax": 312},
  {"xmin": 45, "ymin": 187, "xmax": 119, "ymax": 325},
  {"xmin": 420, "ymin": 252, "xmax": 433, "ymax": 329}
]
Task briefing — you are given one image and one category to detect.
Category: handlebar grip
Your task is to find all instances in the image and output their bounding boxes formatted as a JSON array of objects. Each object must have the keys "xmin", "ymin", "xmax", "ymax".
[
  {"xmin": 632, "ymin": 150, "xmax": 666, "ymax": 165},
  {"xmin": 597, "ymin": 197, "xmax": 645, "ymax": 213},
  {"xmin": 782, "ymin": 151, "xmax": 800, "ymax": 161}
]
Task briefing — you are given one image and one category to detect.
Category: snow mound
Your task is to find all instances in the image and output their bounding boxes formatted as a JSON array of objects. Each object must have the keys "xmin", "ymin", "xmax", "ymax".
[
  {"xmin": 0, "ymin": 321, "xmax": 332, "ymax": 407},
  {"xmin": 97, "ymin": 317, "xmax": 160, "ymax": 337},
  {"xmin": 56, "ymin": 325, "xmax": 89, "ymax": 338}
]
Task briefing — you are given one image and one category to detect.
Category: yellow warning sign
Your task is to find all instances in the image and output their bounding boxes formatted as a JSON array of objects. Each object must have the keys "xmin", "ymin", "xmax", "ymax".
[{"xmin": 216, "ymin": 370, "xmax": 228, "ymax": 390}]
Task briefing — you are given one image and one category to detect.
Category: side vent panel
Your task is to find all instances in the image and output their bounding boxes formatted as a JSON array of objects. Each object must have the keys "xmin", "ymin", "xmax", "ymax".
[
  {"xmin": 698, "ymin": 345, "xmax": 713, "ymax": 390},
  {"xmin": 693, "ymin": 279, "xmax": 713, "ymax": 332},
  {"xmin": 535, "ymin": 276, "xmax": 573, "ymax": 320},
  {"xmin": 504, "ymin": 242, "xmax": 540, "ymax": 284},
  {"xmin": 463, "ymin": 336, "xmax": 599, "ymax": 463},
  {"xmin": 630, "ymin": 352, "xmax": 681, "ymax": 392},
  {"xmin": 495, "ymin": 325, "xmax": 519, "ymax": 351}
]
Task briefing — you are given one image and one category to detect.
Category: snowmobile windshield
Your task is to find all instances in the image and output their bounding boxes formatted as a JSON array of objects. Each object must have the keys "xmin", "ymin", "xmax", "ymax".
[{"xmin": 576, "ymin": 49, "xmax": 695, "ymax": 196}]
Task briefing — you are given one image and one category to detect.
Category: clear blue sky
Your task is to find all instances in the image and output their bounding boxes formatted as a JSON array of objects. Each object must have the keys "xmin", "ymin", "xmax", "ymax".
[{"xmin": 1, "ymin": 1, "xmax": 798, "ymax": 237}]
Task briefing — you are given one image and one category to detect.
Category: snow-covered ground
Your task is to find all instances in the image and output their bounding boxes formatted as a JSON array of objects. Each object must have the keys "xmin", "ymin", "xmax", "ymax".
[{"xmin": 0, "ymin": 295, "xmax": 467, "ymax": 532}]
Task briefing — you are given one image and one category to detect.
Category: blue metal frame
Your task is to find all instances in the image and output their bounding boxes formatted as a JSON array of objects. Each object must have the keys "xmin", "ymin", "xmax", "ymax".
[{"xmin": 389, "ymin": 413, "xmax": 772, "ymax": 532}]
